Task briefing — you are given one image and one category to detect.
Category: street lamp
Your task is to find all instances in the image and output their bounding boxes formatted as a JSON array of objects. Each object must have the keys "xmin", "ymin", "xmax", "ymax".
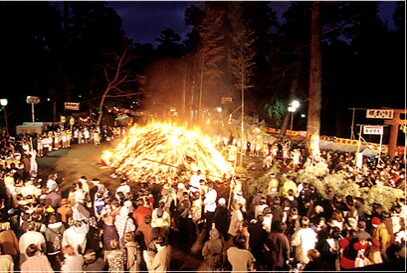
[
  {"xmin": 0, "ymin": 98, "xmax": 9, "ymax": 136},
  {"xmin": 288, "ymin": 100, "xmax": 300, "ymax": 132}
]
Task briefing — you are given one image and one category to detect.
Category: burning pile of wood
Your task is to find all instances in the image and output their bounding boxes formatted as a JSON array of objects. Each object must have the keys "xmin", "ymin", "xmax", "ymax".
[{"xmin": 102, "ymin": 122, "xmax": 233, "ymax": 183}]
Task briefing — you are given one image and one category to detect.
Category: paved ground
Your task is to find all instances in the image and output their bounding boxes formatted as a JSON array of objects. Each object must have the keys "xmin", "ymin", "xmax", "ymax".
[{"xmin": 37, "ymin": 142, "xmax": 121, "ymax": 194}]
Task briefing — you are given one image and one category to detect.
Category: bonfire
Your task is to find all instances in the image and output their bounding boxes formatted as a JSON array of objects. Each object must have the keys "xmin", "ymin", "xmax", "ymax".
[{"xmin": 102, "ymin": 122, "xmax": 234, "ymax": 183}]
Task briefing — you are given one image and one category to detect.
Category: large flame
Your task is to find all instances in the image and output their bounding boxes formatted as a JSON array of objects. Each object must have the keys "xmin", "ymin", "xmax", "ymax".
[{"xmin": 102, "ymin": 122, "xmax": 233, "ymax": 183}]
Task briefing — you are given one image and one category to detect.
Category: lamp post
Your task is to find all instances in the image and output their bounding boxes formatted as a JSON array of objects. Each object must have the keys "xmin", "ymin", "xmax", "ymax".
[
  {"xmin": 0, "ymin": 98, "xmax": 8, "ymax": 136},
  {"xmin": 288, "ymin": 100, "xmax": 300, "ymax": 132}
]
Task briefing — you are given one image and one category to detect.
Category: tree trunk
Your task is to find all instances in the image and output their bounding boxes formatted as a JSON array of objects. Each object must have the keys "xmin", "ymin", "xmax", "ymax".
[
  {"xmin": 240, "ymin": 54, "xmax": 245, "ymax": 166},
  {"xmin": 96, "ymin": 88, "xmax": 110, "ymax": 126},
  {"xmin": 198, "ymin": 54, "xmax": 205, "ymax": 122},
  {"xmin": 280, "ymin": 58, "xmax": 301, "ymax": 138},
  {"xmin": 306, "ymin": 1, "xmax": 322, "ymax": 157}
]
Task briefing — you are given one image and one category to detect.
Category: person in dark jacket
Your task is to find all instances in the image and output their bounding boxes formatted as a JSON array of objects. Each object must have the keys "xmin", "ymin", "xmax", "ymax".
[
  {"xmin": 247, "ymin": 215, "xmax": 268, "ymax": 268},
  {"xmin": 303, "ymin": 249, "xmax": 323, "ymax": 271},
  {"xmin": 265, "ymin": 220, "xmax": 290, "ymax": 271},
  {"xmin": 102, "ymin": 215, "xmax": 119, "ymax": 251},
  {"xmin": 44, "ymin": 214, "xmax": 66, "ymax": 271},
  {"xmin": 213, "ymin": 198, "xmax": 229, "ymax": 240}
]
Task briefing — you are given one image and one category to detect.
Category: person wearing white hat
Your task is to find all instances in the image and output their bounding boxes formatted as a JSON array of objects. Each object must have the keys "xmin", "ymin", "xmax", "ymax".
[{"xmin": 213, "ymin": 198, "xmax": 229, "ymax": 240}]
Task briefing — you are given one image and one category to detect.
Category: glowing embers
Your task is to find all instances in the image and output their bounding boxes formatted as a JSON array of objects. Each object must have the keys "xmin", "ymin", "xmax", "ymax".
[{"xmin": 102, "ymin": 122, "xmax": 233, "ymax": 183}]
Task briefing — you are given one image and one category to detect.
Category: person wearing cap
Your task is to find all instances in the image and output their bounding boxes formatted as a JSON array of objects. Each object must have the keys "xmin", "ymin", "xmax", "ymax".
[
  {"xmin": 291, "ymin": 216, "xmax": 318, "ymax": 265},
  {"xmin": 201, "ymin": 224, "xmax": 224, "ymax": 271},
  {"xmin": 371, "ymin": 216, "xmax": 391, "ymax": 258},
  {"xmin": 150, "ymin": 235, "xmax": 171, "ymax": 272},
  {"xmin": 355, "ymin": 221, "xmax": 371, "ymax": 241}
]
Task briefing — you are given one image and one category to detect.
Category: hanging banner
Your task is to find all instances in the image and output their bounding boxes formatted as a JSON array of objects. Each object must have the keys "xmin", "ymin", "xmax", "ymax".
[
  {"xmin": 64, "ymin": 102, "xmax": 80, "ymax": 111},
  {"xmin": 366, "ymin": 109, "xmax": 394, "ymax": 119},
  {"xmin": 363, "ymin": 125, "xmax": 383, "ymax": 135}
]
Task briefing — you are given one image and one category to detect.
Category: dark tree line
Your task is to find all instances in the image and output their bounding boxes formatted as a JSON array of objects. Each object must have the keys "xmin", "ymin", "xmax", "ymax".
[{"xmin": 0, "ymin": 1, "xmax": 404, "ymax": 138}]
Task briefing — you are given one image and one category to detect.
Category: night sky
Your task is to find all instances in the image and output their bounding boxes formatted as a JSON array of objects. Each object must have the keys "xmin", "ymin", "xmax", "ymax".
[{"xmin": 105, "ymin": 1, "xmax": 397, "ymax": 44}]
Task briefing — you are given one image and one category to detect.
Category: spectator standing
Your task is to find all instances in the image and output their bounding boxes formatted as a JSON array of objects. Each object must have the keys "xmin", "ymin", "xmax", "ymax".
[
  {"xmin": 105, "ymin": 239, "xmax": 126, "ymax": 273},
  {"xmin": 291, "ymin": 216, "xmax": 317, "ymax": 265},
  {"xmin": 20, "ymin": 244, "xmax": 54, "ymax": 273},
  {"xmin": 228, "ymin": 202, "xmax": 244, "ymax": 240},
  {"xmin": 265, "ymin": 221, "xmax": 290, "ymax": 271},
  {"xmin": 0, "ymin": 245, "xmax": 14, "ymax": 273},
  {"xmin": 151, "ymin": 236, "xmax": 171, "ymax": 273},
  {"xmin": 61, "ymin": 245, "xmax": 84, "ymax": 273},
  {"xmin": 227, "ymin": 235, "xmax": 255, "ymax": 273}
]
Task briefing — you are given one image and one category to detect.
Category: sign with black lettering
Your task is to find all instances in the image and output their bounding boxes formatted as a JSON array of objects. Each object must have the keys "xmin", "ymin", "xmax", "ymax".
[
  {"xmin": 366, "ymin": 109, "xmax": 394, "ymax": 119},
  {"xmin": 363, "ymin": 125, "xmax": 383, "ymax": 135}
]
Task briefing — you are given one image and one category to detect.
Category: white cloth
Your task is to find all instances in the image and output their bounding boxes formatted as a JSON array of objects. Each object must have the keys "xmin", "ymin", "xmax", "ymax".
[
  {"xmin": 189, "ymin": 174, "xmax": 201, "ymax": 192},
  {"xmin": 116, "ymin": 184, "xmax": 131, "ymax": 198},
  {"xmin": 204, "ymin": 188, "xmax": 217, "ymax": 213},
  {"xmin": 228, "ymin": 209, "xmax": 244, "ymax": 236},
  {"xmin": 291, "ymin": 227, "xmax": 318, "ymax": 264},
  {"xmin": 47, "ymin": 179, "xmax": 58, "ymax": 192},
  {"xmin": 29, "ymin": 150, "xmax": 38, "ymax": 174},
  {"xmin": 19, "ymin": 231, "xmax": 46, "ymax": 259},
  {"xmin": 62, "ymin": 226, "xmax": 87, "ymax": 254}
]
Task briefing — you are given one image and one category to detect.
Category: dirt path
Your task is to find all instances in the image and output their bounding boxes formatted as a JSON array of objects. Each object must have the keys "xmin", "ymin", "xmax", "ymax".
[{"xmin": 37, "ymin": 142, "xmax": 120, "ymax": 193}]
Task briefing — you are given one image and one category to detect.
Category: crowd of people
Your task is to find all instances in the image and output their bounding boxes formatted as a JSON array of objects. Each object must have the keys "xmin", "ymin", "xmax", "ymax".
[{"xmin": 0, "ymin": 126, "xmax": 406, "ymax": 272}]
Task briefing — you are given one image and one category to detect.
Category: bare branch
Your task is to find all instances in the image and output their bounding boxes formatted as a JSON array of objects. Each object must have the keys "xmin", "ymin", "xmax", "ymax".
[
  {"xmin": 106, "ymin": 92, "xmax": 143, "ymax": 98},
  {"xmin": 104, "ymin": 68, "xmax": 111, "ymax": 83}
]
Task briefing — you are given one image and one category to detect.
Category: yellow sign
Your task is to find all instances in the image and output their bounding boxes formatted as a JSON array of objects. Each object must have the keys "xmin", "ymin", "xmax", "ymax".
[{"xmin": 60, "ymin": 115, "xmax": 66, "ymax": 123}]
